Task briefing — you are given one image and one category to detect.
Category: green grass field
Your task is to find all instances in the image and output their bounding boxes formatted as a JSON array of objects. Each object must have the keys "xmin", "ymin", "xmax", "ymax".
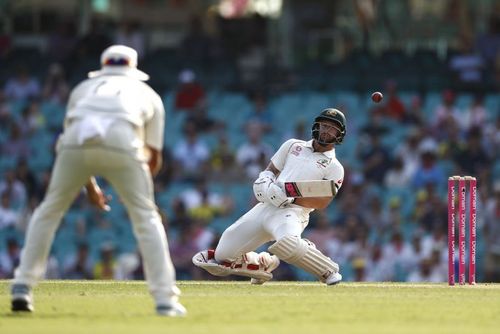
[{"xmin": 1, "ymin": 281, "xmax": 499, "ymax": 334}]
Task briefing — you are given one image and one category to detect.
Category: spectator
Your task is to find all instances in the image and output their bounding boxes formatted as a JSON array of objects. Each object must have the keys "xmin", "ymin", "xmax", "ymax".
[
  {"xmin": 0, "ymin": 192, "xmax": 19, "ymax": 230},
  {"xmin": 357, "ymin": 132, "xmax": 392, "ymax": 185},
  {"xmin": 1, "ymin": 123, "xmax": 31, "ymax": 162},
  {"xmin": 170, "ymin": 222, "xmax": 207, "ymax": 279},
  {"xmin": 364, "ymin": 243, "xmax": 396, "ymax": 282},
  {"xmin": 15, "ymin": 159, "xmax": 39, "ymax": 201},
  {"xmin": 347, "ymin": 225, "xmax": 372, "ymax": 267},
  {"xmin": 247, "ymin": 92, "xmax": 273, "ymax": 134},
  {"xmin": 326, "ymin": 226, "xmax": 352, "ymax": 270},
  {"xmin": 412, "ymin": 150, "xmax": 444, "ymax": 191},
  {"xmin": 173, "ymin": 121, "xmax": 210, "ymax": 181},
  {"xmin": 186, "ymin": 103, "xmax": 221, "ymax": 133},
  {"xmin": 438, "ymin": 117, "xmax": 463, "ymax": 161},
  {"xmin": 176, "ymin": 178, "xmax": 232, "ymax": 224},
  {"xmin": 454, "ymin": 127, "xmax": 491, "ymax": 176},
  {"xmin": 382, "ymin": 231, "xmax": 414, "ymax": 278},
  {"xmin": 236, "ymin": 121, "xmax": 274, "ymax": 179},
  {"xmin": 394, "ymin": 128, "xmax": 424, "ymax": 179},
  {"xmin": 283, "ymin": 119, "xmax": 308, "ymax": 141},
  {"xmin": 62, "ymin": 243, "xmax": 93, "ymax": 279},
  {"xmin": 18, "ymin": 101, "xmax": 45, "ymax": 136},
  {"xmin": 0, "ymin": 238, "xmax": 21, "ymax": 278},
  {"xmin": 407, "ymin": 233, "xmax": 426, "ymax": 270},
  {"xmin": 210, "ymin": 133, "xmax": 237, "ymax": 179},
  {"xmin": 168, "ymin": 200, "xmax": 193, "ymax": 230},
  {"xmin": 0, "ymin": 92, "xmax": 13, "ymax": 131},
  {"xmin": 42, "ymin": 63, "xmax": 70, "ymax": 105},
  {"xmin": 93, "ymin": 243, "xmax": 116, "ymax": 280},
  {"xmin": 421, "ymin": 224, "xmax": 447, "ymax": 259},
  {"xmin": 3, "ymin": 65, "xmax": 41, "ymax": 101},
  {"xmin": 0, "ymin": 170, "xmax": 27, "ymax": 209},
  {"xmin": 360, "ymin": 109, "xmax": 390, "ymax": 137},
  {"xmin": 378, "ymin": 197, "xmax": 404, "ymax": 233},
  {"xmin": 360, "ymin": 197, "xmax": 388, "ymax": 236},
  {"xmin": 174, "ymin": 69, "xmax": 206, "ymax": 112},
  {"xmin": 403, "ymin": 95, "xmax": 424, "ymax": 126},
  {"xmin": 462, "ymin": 94, "xmax": 487, "ymax": 130},
  {"xmin": 384, "ymin": 156, "xmax": 413, "ymax": 188},
  {"xmin": 383, "ymin": 80, "xmax": 406, "ymax": 121},
  {"xmin": 406, "ymin": 257, "xmax": 445, "ymax": 282},
  {"xmin": 433, "ymin": 89, "xmax": 461, "ymax": 133},
  {"xmin": 412, "ymin": 186, "xmax": 446, "ymax": 233}
]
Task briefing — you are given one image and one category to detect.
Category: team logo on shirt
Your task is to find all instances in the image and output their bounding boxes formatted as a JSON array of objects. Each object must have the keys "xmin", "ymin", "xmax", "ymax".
[
  {"xmin": 316, "ymin": 158, "xmax": 331, "ymax": 168},
  {"xmin": 291, "ymin": 145, "xmax": 302, "ymax": 156}
]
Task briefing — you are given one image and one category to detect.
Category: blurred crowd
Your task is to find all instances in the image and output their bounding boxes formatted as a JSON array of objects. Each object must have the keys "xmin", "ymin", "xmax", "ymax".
[{"xmin": 0, "ymin": 10, "xmax": 499, "ymax": 283}]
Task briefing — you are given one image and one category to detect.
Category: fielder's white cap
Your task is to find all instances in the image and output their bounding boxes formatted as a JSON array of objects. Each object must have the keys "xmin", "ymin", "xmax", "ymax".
[{"xmin": 88, "ymin": 44, "xmax": 149, "ymax": 81}]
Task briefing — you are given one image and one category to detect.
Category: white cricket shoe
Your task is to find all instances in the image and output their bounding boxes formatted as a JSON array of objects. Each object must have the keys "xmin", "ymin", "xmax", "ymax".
[
  {"xmin": 192, "ymin": 250, "xmax": 231, "ymax": 276},
  {"xmin": 156, "ymin": 302, "xmax": 187, "ymax": 317},
  {"xmin": 325, "ymin": 272, "xmax": 342, "ymax": 285},
  {"xmin": 193, "ymin": 250, "xmax": 273, "ymax": 281},
  {"xmin": 250, "ymin": 254, "xmax": 280, "ymax": 285},
  {"xmin": 11, "ymin": 284, "xmax": 34, "ymax": 312}
]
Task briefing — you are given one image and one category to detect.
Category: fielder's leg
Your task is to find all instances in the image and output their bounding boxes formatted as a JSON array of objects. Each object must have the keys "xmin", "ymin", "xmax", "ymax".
[
  {"xmin": 101, "ymin": 150, "xmax": 185, "ymax": 316},
  {"xmin": 12, "ymin": 149, "xmax": 91, "ymax": 311}
]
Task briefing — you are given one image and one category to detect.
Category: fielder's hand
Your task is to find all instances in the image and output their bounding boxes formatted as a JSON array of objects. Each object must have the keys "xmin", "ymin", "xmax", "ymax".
[
  {"xmin": 266, "ymin": 183, "xmax": 293, "ymax": 208},
  {"xmin": 85, "ymin": 177, "xmax": 111, "ymax": 211}
]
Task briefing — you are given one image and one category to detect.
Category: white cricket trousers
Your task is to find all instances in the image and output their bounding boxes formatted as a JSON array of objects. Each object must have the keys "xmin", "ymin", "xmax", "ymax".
[
  {"xmin": 214, "ymin": 202, "xmax": 310, "ymax": 262},
  {"xmin": 13, "ymin": 145, "xmax": 180, "ymax": 306}
]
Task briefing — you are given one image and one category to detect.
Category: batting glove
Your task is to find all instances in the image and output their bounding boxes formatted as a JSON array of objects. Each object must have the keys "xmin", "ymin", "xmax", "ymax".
[
  {"xmin": 266, "ymin": 182, "xmax": 294, "ymax": 208},
  {"xmin": 253, "ymin": 170, "xmax": 276, "ymax": 202}
]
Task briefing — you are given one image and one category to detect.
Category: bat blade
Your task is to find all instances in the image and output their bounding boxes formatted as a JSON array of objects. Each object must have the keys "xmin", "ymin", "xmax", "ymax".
[{"xmin": 283, "ymin": 180, "xmax": 337, "ymax": 198}]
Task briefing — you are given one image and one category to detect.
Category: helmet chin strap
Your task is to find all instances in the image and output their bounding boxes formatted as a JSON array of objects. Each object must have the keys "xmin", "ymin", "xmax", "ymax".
[
  {"xmin": 315, "ymin": 137, "xmax": 336, "ymax": 146},
  {"xmin": 317, "ymin": 140, "xmax": 331, "ymax": 146}
]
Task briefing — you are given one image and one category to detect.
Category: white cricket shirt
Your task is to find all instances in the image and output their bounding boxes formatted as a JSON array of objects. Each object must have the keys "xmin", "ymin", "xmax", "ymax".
[
  {"xmin": 63, "ymin": 75, "xmax": 164, "ymax": 151},
  {"xmin": 272, "ymin": 139, "xmax": 344, "ymax": 189}
]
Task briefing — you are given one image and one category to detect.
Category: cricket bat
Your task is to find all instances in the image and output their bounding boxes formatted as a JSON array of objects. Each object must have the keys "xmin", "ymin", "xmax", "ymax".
[{"xmin": 283, "ymin": 180, "xmax": 338, "ymax": 198}]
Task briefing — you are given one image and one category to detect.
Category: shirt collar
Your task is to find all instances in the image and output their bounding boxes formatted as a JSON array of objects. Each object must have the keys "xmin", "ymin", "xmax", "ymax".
[{"xmin": 305, "ymin": 139, "xmax": 336, "ymax": 158}]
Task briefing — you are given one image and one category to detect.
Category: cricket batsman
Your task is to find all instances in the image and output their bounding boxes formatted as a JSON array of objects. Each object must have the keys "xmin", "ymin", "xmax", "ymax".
[{"xmin": 193, "ymin": 108, "xmax": 346, "ymax": 285}]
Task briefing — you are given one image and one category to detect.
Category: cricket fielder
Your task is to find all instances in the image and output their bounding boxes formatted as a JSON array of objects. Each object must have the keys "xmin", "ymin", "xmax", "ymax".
[
  {"xmin": 193, "ymin": 108, "xmax": 346, "ymax": 285},
  {"xmin": 11, "ymin": 45, "xmax": 186, "ymax": 316}
]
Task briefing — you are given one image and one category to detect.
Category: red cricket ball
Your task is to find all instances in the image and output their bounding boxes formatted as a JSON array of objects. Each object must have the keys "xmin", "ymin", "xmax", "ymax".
[{"xmin": 371, "ymin": 92, "xmax": 383, "ymax": 103}]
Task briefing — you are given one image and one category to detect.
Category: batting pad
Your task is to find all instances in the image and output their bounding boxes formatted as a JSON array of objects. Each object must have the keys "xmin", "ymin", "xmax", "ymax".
[{"xmin": 269, "ymin": 236, "xmax": 339, "ymax": 282}]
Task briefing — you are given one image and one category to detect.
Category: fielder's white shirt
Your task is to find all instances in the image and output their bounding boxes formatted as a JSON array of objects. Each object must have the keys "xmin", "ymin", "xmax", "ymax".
[
  {"xmin": 272, "ymin": 139, "xmax": 344, "ymax": 214},
  {"xmin": 62, "ymin": 75, "xmax": 164, "ymax": 151}
]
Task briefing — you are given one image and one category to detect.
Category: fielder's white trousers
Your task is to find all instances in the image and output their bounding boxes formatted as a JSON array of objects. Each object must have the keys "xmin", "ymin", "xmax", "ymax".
[
  {"xmin": 215, "ymin": 202, "xmax": 310, "ymax": 263},
  {"xmin": 13, "ymin": 145, "xmax": 180, "ymax": 306}
]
